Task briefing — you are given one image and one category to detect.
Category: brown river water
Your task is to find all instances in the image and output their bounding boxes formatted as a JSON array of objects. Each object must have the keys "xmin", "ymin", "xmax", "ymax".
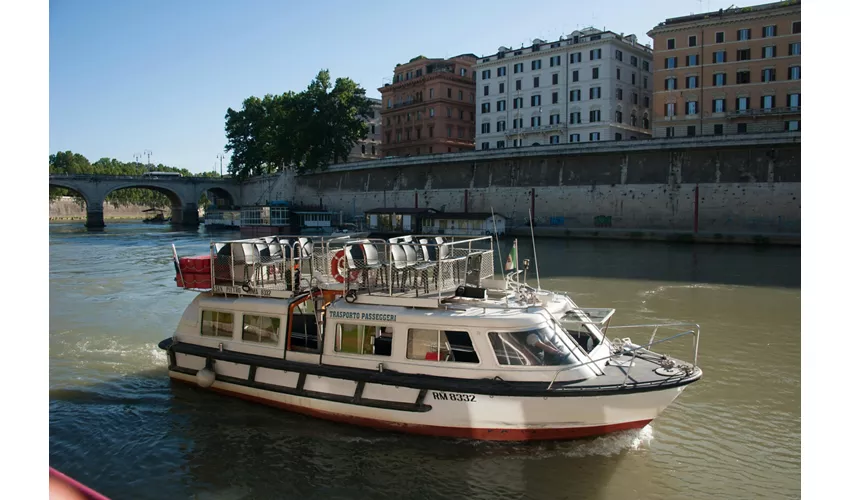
[{"xmin": 49, "ymin": 221, "xmax": 800, "ymax": 499}]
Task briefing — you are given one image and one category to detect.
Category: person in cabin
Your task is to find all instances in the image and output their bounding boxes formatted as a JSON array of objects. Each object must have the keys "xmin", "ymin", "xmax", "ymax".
[{"xmin": 525, "ymin": 330, "xmax": 571, "ymax": 365}]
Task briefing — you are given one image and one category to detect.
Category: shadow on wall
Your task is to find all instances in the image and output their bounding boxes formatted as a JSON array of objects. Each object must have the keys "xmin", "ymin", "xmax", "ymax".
[{"xmin": 497, "ymin": 237, "xmax": 800, "ymax": 289}]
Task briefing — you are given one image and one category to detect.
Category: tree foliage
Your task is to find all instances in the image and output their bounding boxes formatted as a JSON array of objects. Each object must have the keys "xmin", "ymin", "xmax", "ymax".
[
  {"xmin": 224, "ymin": 69, "xmax": 374, "ymax": 178},
  {"xmin": 49, "ymin": 151, "xmax": 221, "ymax": 208}
]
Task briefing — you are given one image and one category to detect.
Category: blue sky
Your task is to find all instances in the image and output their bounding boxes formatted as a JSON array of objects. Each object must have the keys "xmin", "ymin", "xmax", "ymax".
[{"xmin": 49, "ymin": 0, "xmax": 764, "ymax": 173}]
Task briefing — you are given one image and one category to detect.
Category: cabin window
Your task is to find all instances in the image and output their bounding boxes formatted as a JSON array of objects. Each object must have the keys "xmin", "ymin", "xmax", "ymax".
[
  {"xmin": 200, "ymin": 310, "xmax": 234, "ymax": 338},
  {"xmin": 289, "ymin": 299, "xmax": 320, "ymax": 351},
  {"xmin": 242, "ymin": 314, "xmax": 280, "ymax": 345},
  {"xmin": 488, "ymin": 328, "xmax": 581, "ymax": 366},
  {"xmin": 335, "ymin": 323, "xmax": 393, "ymax": 356},
  {"xmin": 406, "ymin": 328, "xmax": 480, "ymax": 363}
]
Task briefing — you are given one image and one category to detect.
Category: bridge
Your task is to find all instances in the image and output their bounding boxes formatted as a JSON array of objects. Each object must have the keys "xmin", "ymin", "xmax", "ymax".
[{"xmin": 49, "ymin": 174, "xmax": 242, "ymax": 228}]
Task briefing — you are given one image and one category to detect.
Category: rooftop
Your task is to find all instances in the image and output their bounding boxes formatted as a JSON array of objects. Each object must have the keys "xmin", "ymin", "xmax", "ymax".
[
  {"xmin": 476, "ymin": 28, "xmax": 651, "ymax": 63},
  {"xmin": 648, "ymin": 0, "xmax": 800, "ymax": 33}
]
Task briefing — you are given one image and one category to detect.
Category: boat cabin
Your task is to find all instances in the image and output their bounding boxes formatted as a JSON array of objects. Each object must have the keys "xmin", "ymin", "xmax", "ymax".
[
  {"xmin": 420, "ymin": 212, "xmax": 506, "ymax": 236},
  {"xmin": 365, "ymin": 208, "xmax": 438, "ymax": 235}
]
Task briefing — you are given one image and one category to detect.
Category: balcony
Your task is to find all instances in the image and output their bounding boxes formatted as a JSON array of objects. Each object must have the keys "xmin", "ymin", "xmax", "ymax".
[
  {"xmin": 730, "ymin": 106, "xmax": 801, "ymax": 118},
  {"xmin": 505, "ymin": 123, "xmax": 565, "ymax": 136},
  {"xmin": 387, "ymin": 98, "xmax": 423, "ymax": 110}
]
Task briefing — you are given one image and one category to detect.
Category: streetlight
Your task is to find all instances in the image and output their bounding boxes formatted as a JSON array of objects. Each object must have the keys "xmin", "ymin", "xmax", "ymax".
[
  {"xmin": 144, "ymin": 150, "xmax": 153, "ymax": 168},
  {"xmin": 216, "ymin": 153, "xmax": 225, "ymax": 177}
]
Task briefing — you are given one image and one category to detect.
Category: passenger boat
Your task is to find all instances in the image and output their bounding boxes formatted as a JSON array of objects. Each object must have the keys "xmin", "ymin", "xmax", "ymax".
[{"xmin": 160, "ymin": 234, "xmax": 702, "ymax": 441}]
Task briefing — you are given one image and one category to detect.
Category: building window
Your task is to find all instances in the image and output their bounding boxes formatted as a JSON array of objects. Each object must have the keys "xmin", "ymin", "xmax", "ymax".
[
  {"xmin": 590, "ymin": 87, "xmax": 601, "ymax": 99},
  {"xmin": 631, "ymin": 73, "xmax": 636, "ymax": 85},
  {"xmin": 666, "ymin": 127, "xmax": 675, "ymax": 137},
  {"xmin": 496, "ymin": 140, "xmax": 505, "ymax": 148},
  {"xmin": 615, "ymin": 50, "xmax": 623, "ymax": 61},
  {"xmin": 515, "ymin": 79, "xmax": 522, "ymax": 91},
  {"xmin": 361, "ymin": 144, "xmax": 366, "ymax": 154},
  {"xmin": 665, "ymin": 103, "xmax": 676, "ymax": 117},
  {"xmin": 736, "ymin": 96, "xmax": 749, "ymax": 111},
  {"xmin": 615, "ymin": 133, "xmax": 623, "ymax": 140},
  {"xmin": 713, "ymin": 124, "xmax": 723, "ymax": 135},
  {"xmin": 483, "ymin": 85, "xmax": 489, "ymax": 96},
  {"xmin": 589, "ymin": 110, "xmax": 601, "ymax": 122},
  {"xmin": 616, "ymin": 88, "xmax": 624, "ymax": 99},
  {"xmin": 481, "ymin": 122, "xmax": 490, "ymax": 134},
  {"xmin": 531, "ymin": 59, "xmax": 542, "ymax": 70},
  {"xmin": 788, "ymin": 66, "xmax": 801, "ymax": 80},
  {"xmin": 572, "ymin": 70, "xmax": 579, "ymax": 82},
  {"xmin": 688, "ymin": 35, "xmax": 697, "ymax": 47},
  {"xmin": 514, "ymin": 62, "xmax": 523, "ymax": 73},
  {"xmin": 447, "ymin": 88, "xmax": 452, "ymax": 98},
  {"xmin": 549, "ymin": 55, "xmax": 562, "ymax": 66},
  {"xmin": 643, "ymin": 76, "xmax": 648, "ymax": 89},
  {"xmin": 687, "ymin": 125, "xmax": 696, "ymax": 136},
  {"xmin": 785, "ymin": 120, "xmax": 800, "ymax": 131},
  {"xmin": 481, "ymin": 70, "xmax": 491, "ymax": 80},
  {"xmin": 616, "ymin": 68, "xmax": 621, "ymax": 80},
  {"xmin": 592, "ymin": 67, "xmax": 599, "ymax": 79},
  {"xmin": 763, "ymin": 46, "xmax": 776, "ymax": 58},
  {"xmin": 533, "ymin": 76, "xmax": 539, "ymax": 88},
  {"xmin": 738, "ymin": 28, "xmax": 751, "ymax": 41},
  {"xmin": 686, "ymin": 76, "xmax": 698, "ymax": 89},
  {"xmin": 762, "ymin": 25, "xmax": 777, "ymax": 37},
  {"xmin": 665, "ymin": 57, "xmax": 676, "ymax": 69},
  {"xmin": 644, "ymin": 96, "xmax": 650, "ymax": 107},
  {"xmin": 429, "ymin": 88, "xmax": 434, "ymax": 99},
  {"xmin": 569, "ymin": 89, "xmax": 581, "ymax": 102},
  {"xmin": 459, "ymin": 90, "xmax": 463, "ymax": 101},
  {"xmin": 569, "ymin": 112, "xmax": 581, "ymax": 124},
  {"xmin": 664, "ymin": 78, "xmax": 676, "ymax": 90},
  {"xmin": 713, "ymin": 98, "xmax": 725, "ymax": 113},
  {"xmin": 549, "ymin": 135, "xmax": 560, "ymax": 144},
  {"xmin": 793, "ymin": 21, "xmax": 801, "ymax": 34},
  {"xmin": 447, "ymin": 107, "xmax": 452, "ymax": 118},
  {"xmin": 762, "ymin": 68, "xmax": 776, "ymax": 82},
  {"xmin": 762, "ymin": 95, "xmax": 775, "ymax": 109},
  {"xmin": 513, "ymin": 97, "xmax": 523, "ymax": 109},
  {"xmin": 569, "ymin": 52, "xmax": 581, "ymax": 64},
  {"xmin": 736, "ymin": 71, "xmax": 751, "ymax": 84},
  {"xmin": 497, "ymin": 66, "xmax": 506, "ymax": 77},
  {"xmin": 630, "ymin": 55, "xmax": 638, "ymax": 67},
  {"xmin": 497, "ymin": 100, "xmax": 506, "ymax": 111},
  {"xmin": 632, "ymin": 92, "xmax": 638, "ymax": 105},
  {"xmin": 589, "ymin": 132, "xmax": 601, "ymax": 141},
  {"xmin": 201, "ymin": 310, "xmax": 233, "ymax": 338},
  {"xmin": 479, "ymin": 103, "xmax": 488, "ymax": 114},
  {"xmin": 569, "ymin": 133, "xmax": 580, "ymax": 143},
  {"xmin": 787, "ymin": 93, "xmax": 800, "ymax": 109},
  {"xmin": 713, "ymin": 51, "xmax": 726, "ymax": 63},
  {"xmin": 499, "ymin": 82, "xmax": 505, "ymax": 93},
  {"xmin": 552, "ymin": 73, "xmax": 559, "ymax": 85},
  {"xmin": 446, "ymin": 126, "xmax": 452, "ymax": 137},
  {"xmin": 686, "ymin": 101, "xmax": 698, "ymax": 115},
  {"xmin": 737, "ymin": 123, "xmax": 747, "ymax": 134},
  {"xmin": 549, "ymin": 114, "xmax": 560, "ymax": 124},
  {"xmin": 335, "ymin": 323, "xmax": 392, "ymax": 356},
  {"xmin": 716, "ymin": 31, "xmax": 725, "ymax": 43},
  {"xmin": 737, "ymin": 49, "xmax": 751, "ymax": 61},
  {"xmin": 552, "ymin": 92, "xmax": 558, "ymax": 104},
  {"xmin": 590, "ymin": 48, "xmax": 602, "ymax": 60},
  {"xmin": 667, "ymin": 38, "xmax": 675, "ymax": 49},
  {"xmin": 512, "ymin": 118, "xmax": 524, "ymax": 129},
  {"xmin": 789, "ymin": 42, "xmax": 801, "ymax": 56},
  {"xmin": 531, "ymin": 95, "xmax": 541, "ymax": 106},
  {"xmin": 481, "ymin": 142, "xmax": 490, "ymax": 150},
  {"xmin": 714, "ymin": 73, "xmax": 726, "ymax": 86},
  {"xmin": 416, "ymin": 128, "xmax": 421, "ymax": 139},
  {"xmin": 497, "ymin": 120, "xmax": 506, "ymax": 132},
  {"xmin": 642, "ymin": 60, "xmax": 650, "ymax": 71}
]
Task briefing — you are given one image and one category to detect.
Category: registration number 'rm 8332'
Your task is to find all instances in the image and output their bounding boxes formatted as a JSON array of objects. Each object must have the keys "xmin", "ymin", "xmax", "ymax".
[{"xmin": 432, "ymin": 392, "xmax": 476, "ymax": 402}]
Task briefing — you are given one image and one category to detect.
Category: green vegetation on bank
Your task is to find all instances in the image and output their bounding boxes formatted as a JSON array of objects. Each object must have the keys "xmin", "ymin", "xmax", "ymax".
[
  {"xmin": 224, "ymin": 69, "xmax": 374, "ymax": 179},
  {"xmin": 49, "ymin": 151, "xmax": 220, "ymax": 208}
]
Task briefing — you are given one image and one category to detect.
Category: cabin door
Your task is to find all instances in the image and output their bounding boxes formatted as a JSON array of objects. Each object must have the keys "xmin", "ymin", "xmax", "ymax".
[{"xmin": 286, "ymin": 293, "xmax": 321, "ymax": 352}]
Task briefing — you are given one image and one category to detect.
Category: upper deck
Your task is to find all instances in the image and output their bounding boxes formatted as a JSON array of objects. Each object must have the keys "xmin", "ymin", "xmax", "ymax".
[{"xmin": 195, "ymin": 234, "xmax": 497, "ymax": 308}]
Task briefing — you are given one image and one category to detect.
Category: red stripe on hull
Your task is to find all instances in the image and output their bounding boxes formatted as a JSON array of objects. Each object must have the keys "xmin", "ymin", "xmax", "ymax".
[{"xmin": 171, "ymin": 377, "xmax": 653, "ymax": 442}]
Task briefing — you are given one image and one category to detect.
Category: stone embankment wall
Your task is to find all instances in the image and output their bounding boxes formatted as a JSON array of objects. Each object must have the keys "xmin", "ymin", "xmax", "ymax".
[
  {"xmin": 293, "ymin": 134, "xmax": 800, "ymax": 235},
  {"xmin": 49, "ymin": 197, "xmax": 172, "ymax": 220}
]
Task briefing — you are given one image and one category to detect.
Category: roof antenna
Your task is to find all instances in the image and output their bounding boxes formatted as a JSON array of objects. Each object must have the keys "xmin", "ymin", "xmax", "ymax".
[{"xmin": 528, "ymin": 208, "xmax": 541, "ymax": 291}]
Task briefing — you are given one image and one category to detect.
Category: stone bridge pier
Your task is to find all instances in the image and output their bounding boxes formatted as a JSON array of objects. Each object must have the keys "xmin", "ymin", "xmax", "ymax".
[{"xmin": 48, "ymin": 175, "xmax": 241, "ymax": 229}]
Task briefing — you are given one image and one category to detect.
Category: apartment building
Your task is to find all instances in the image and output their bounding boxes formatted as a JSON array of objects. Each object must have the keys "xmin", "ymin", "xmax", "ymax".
[
  {"xmin": 344, "ymin": 97, "xmax": 382, "ymax": 161},
  {"xmin": 647, "ymin": 0, "xmax": 801, "ymax": 137},
  {"xmin": 378, "ymin": 55, "xmax": 477, "ymax": 157},
  {"xmin": 474, "ymin": 27, "xmax": 653, "ymax": 149}
]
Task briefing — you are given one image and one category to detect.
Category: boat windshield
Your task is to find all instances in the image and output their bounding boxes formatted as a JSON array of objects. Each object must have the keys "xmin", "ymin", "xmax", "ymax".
[{"xmin": 488, "ymin": 322, "xmax": 583, "ymax": 367}]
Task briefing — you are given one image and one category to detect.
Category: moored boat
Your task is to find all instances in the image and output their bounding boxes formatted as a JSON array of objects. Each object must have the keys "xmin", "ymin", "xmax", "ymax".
[{"xmin": 161, "ymin": 235, "xmax": 702, "ymax": 441}]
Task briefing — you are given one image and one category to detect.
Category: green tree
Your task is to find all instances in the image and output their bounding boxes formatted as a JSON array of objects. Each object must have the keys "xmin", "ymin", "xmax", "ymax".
[{"xmin": 224, "ymin": 69, "xmax": 374, "ymax": 178}]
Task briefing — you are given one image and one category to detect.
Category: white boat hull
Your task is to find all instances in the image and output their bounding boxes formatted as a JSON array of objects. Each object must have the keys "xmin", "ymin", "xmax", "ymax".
[{"xmin": 167, "ymin": 359, "xmax": 686, "ymax": 441}]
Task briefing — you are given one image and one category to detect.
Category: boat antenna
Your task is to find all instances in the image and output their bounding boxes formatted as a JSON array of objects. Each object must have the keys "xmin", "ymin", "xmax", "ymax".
[
  {"xmin": 491, "ymin": 207, "xmax": 505, "ymax": 281},
  {"xmin": 528, "ymin": 208, "xmax": 541, "ymax": 291}
]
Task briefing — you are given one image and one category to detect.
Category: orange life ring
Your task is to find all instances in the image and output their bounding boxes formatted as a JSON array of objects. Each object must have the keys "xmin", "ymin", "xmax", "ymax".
[{"xmin": 330, "ymin": 250, "xmax": 359, "ymax": 283}]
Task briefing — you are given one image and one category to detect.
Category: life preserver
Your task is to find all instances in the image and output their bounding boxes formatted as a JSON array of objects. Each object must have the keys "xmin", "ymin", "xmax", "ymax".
[{"xmin": 330, "ymin": 250, "xmax": 359, "ymax": 283}]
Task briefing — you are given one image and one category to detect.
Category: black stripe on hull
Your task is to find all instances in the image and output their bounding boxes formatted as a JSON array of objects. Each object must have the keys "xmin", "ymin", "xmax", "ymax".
[
  {"xmin": 170, "ymin": 366, "xmax": 432, "ymax": 413},
  {"xmin": 160, "ymin": 337, "xmax": 701, "ymax": 398}
]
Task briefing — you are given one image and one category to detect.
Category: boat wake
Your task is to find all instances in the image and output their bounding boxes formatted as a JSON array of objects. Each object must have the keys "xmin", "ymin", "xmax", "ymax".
[{"xmin": 469, "ymin": 425, "xmax": 654, "ymax": 459}]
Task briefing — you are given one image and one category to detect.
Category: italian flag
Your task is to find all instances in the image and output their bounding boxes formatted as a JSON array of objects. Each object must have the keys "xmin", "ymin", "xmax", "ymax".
[{"xmin": 505, "ymin": 239, "xmax": 518, "ymax": 271}]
